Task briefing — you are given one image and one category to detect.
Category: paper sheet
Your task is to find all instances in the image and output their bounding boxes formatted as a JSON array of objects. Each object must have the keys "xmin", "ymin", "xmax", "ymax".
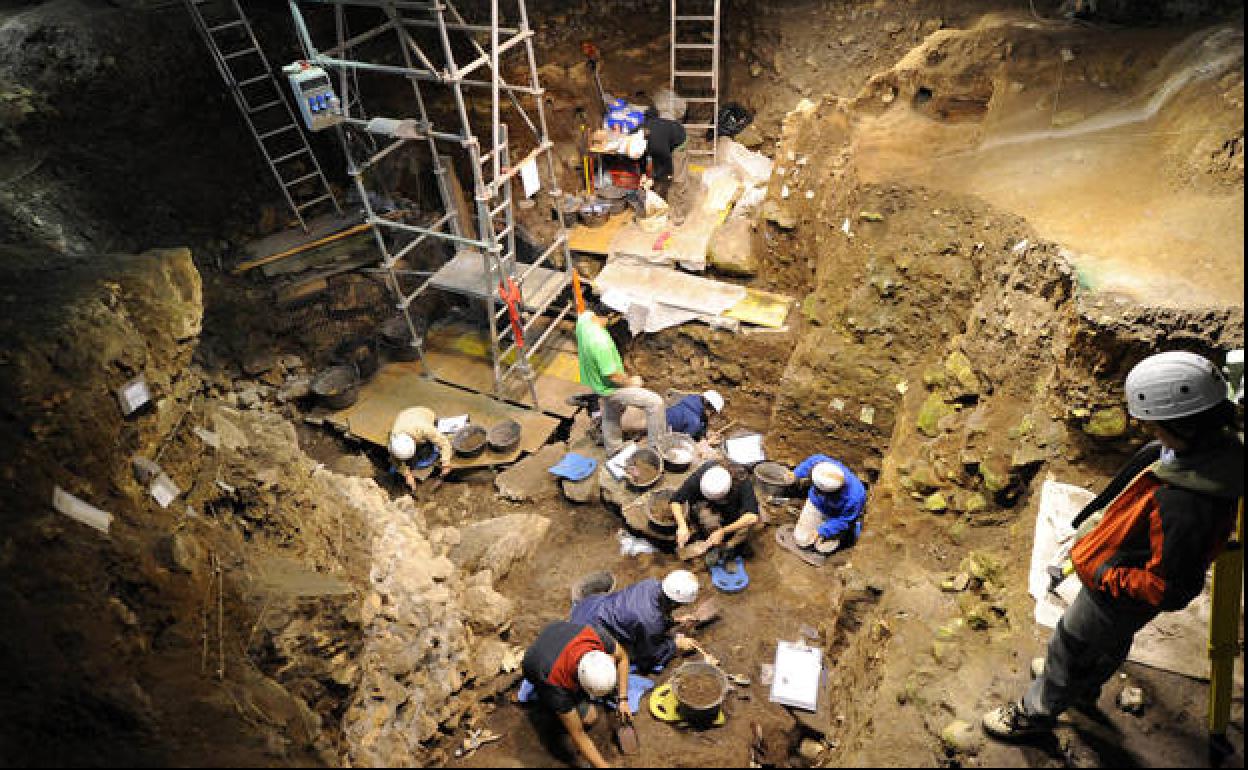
[
  {"xmin": 606, "ymin": 443, "xmax": 639, "ymax": 480},
  {"xmin": 520, "ymin": 158, "xmax": 540, "ymax": 198},
  {"xmin": 437, "ymin": 415, "xmax": 470, "ymax": 434},
  {"xmin": 770, "ymin": 640, "xmax": 822, "ymax": 711},
  {"xmin": 725, "ymin": 434, "xmax": 765, "ymax": 465}
]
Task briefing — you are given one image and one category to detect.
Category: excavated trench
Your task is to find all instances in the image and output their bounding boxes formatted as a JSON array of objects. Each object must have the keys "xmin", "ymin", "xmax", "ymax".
[{"xmin": 0, "ymin": 2, "xmax": 1243, "ymax": 768}]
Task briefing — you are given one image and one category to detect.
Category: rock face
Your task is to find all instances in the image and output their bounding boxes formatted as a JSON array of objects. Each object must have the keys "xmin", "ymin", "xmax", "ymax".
[
  {"xmin": 451, "ymin": 513, "xmax": 552, "ymax": 579},
  {"xmin": 709, "ymin": 216, "xmax": 757, "ymax": 277}
]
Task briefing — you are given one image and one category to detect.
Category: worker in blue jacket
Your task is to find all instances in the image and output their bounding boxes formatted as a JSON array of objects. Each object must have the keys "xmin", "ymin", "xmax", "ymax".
[
  {"xmin": 569, "ymin": 571, "xmax": 701, "ymax": 674},
  {"xmin": 665, "ymin": 390, "xmax": 725, "ymax": 441},
  {"xmin": 792, "ymin": 455, "xmax": 867, "ymax": 554}
]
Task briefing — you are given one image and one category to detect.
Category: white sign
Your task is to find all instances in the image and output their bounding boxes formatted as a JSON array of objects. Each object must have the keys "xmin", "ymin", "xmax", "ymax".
[{"xmin": 724, "ymin": 434, "xmax": 765, "ymax": 465}]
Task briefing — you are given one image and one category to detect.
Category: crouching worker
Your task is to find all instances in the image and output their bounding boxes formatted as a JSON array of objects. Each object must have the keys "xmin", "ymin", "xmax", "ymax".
[
  {"xmin": 666, "ymin": 390, "xmax": 725, "ymax": 441},
  {"xmin": 982, "ymin": 351, "xmax": 1243, "ymax": 740},
  {"xmin": 672, "ymin": 462, "xmax": 763, "ymax": 566},
  {"xmin": 576, "ymin": 302, "xmax": 666, "ymax": 454},
  {"xmin": 793, "ymin": 455, "xmax": 867, "ymax": 554},
  {"xmin": 522, "ymin": 621, "xmax": 632, "ymax": 769},
  {"xmin": 388, "ymin": 406, "xmax": 453, "ymax": 491},
  {"xmin": 570, "ymin": 570, "xmax": 701, "ymax": 674}
]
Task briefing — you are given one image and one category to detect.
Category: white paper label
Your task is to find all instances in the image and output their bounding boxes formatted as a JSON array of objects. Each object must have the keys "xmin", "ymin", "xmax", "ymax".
[{"xmin": 519, "ymin": 158, "xmax": 540, "ymax": 198}]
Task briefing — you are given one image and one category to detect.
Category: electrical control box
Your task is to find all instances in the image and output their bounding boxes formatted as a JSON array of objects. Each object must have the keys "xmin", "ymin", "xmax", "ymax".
[{"xmin": 284, "ymin": 63, "xmax": 341, "ymax": 131}]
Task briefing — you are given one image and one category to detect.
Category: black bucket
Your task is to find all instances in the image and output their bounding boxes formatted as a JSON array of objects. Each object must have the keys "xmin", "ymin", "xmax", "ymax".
[{"xmin": 311, "ymin": 365, "xmax": 359, "ymax": 410}]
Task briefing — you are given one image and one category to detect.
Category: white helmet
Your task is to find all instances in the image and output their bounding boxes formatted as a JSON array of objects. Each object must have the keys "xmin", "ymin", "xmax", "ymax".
[
  {"xmin": 389, "ymin": 432, "xmax": 416, "ymax": 460},
  {"xmin": 1125, "ymin": 351, "xmax": 1228, "ymax": 421},
  {"xmin": 702, "ymin": 390, "xmax": 725, "ymax": 414},
  {"xmin": 661, "ymin": 570, "xmax": 699, "ymax": 604},
  {"xmin": 700, "ymin": 465, "xmax": 732, "ymax": 500},
  {"xmin": 812, "ymin": 462, "xmax": 845, "ymax": 493},
  {"xmin": 577, "ymin": 649, "xmax": 617, "ymax": 698}
]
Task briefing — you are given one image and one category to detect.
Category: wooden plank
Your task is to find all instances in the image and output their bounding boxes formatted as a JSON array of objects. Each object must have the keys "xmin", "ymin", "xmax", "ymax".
[
  {"xmin": 234, "ymin": 211, "xmax": 365, "ymax": 274},
  {"xmin": 568, "ymin": 210, "xmax": 634, "ymax": 256},
  {"xmin": 331, "ymin": 363, "xmax": 560, "ymax": 470}
]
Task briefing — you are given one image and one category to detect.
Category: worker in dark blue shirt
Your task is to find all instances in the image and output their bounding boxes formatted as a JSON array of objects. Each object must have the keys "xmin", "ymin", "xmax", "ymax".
[{"xmin": 665, "ymin": 390, "xmax": 725, "ymax": 441}]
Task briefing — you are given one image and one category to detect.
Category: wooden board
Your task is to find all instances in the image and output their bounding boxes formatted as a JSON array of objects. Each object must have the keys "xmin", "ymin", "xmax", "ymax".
[
  {"xmin": 329, "ymin": 363, "xmax": 560, "ymax": 470},
  {"xmin": 234, "ymin": 211, "xmax": 364, "ymax": 274},
  {"xmin": 568, "ymin": 210, "xmax": 634, "ymax": 256},
  {"xmin": 726, "ymin": 288, "xmax": 794, "ymax": 329},
  {"xmin": 420, "ymin": 322, "xmax": 585, "ymax": 418}
]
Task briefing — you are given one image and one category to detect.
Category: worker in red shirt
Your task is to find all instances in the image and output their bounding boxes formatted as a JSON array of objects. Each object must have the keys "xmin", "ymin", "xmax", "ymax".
[
  {"xmin": 521, "ymin": 621, "xmax": 631, "ymax": 768},
  {"xmin": 983, "ymin": 351, "xmax": 1243, "ymax": 739}
]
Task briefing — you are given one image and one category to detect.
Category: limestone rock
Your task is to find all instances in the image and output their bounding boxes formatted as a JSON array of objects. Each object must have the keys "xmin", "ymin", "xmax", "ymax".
[
  {"xmin": 940, "ymin": 720, "xmax": 981, "ymax": 754},
  {"xmin": 762, "ymin": 199, "xmax": 797, "ymax": 230},
  {"xmin": 1117, "ymin": 685, "xmax": 1147, "ymax": 714},
  {"xmin": 923, "ymin": 492, "xmax": 948, "ymax": 512},
  {"xmin": 451, "ymin": 514, "xmax": 551, "ymax": 579},
  {"xmin": 917, "ymin": 393, "xmax": 955, "ymax": 437},
  {"xmin": 495, "ymin": 444, "xmax": 566, "ymax": 503},
  {"xmin": 962, "ymin": 492, "xmax": 989, "ymax": 514},
  {"xmin": 1083, "ymin": 407, "xmax": 1127, "ymax": 438},
  {"xmin": 460, "ymin": 584, "xmax": 514, "ymax": 633},
  {"xmin": 709, "ymin": 217, "xmax": 756, "ymax": 277},
  {"xmin": 735, "ymin": 123, "xmax": 764, "ymax": 149},
  {"xmin": 944, "ymin": 350, "xmax": 981, "ymax": 394},
  {"xmin": 980, "ymin": 456, "xmax": 1012, "ymax": 494}
]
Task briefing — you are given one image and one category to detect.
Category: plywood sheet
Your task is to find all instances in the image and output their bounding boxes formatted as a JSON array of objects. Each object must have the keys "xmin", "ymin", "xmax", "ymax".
[
  {"xmin": 568, "ymin": 210, "xmax": 634, "ymax": 256},
  {"xmin": 421, "ymin": 322, "xmax": 584, "ymax": 418},
  {"xmin": 330, "ymin": 363, "xmax": 559, "ymax": 470},
  {"xmin": 236, "ymin": 210, "xmax": 364, "ymax": 274}
]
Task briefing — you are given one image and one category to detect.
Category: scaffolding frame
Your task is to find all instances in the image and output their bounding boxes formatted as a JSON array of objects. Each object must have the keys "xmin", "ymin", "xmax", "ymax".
[{"xmin": 287, "ymin": 0, "xmax": 574, "ymax": 408}]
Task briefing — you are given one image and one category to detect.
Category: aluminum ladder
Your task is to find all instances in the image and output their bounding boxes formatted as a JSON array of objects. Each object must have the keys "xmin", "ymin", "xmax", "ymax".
[
  {"xmin": 670, "ymin": 0, "xmax": 722, "ymax": 161},
  {"xmin": 185, "ymin": 0, "xmax": 341, "ymax": 232}
]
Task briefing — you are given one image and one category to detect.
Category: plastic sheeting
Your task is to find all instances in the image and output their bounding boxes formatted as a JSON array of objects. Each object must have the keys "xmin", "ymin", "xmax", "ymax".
[{"xmin": 596, "ymin": 257, "xmax": 747, "ymax": 335}]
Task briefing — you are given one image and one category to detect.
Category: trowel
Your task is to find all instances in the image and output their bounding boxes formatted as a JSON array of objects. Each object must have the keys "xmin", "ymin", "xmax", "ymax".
[{"xmin": 614, "ymin": 713, "xmax": 640, "ymax": 756}]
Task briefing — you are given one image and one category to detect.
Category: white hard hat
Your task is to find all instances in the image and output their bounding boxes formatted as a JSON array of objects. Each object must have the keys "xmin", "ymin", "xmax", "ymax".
[
  {"xmin": 812, "ymin": 462, "xmax": 845, "ymax": 493},
  {"xmin": 389, "ymin": 432, "xmax": 416, "ymax": 460},
  {"xmin": 700, "ymin": 465, "xmax": 732, "ymax": 500},
  {"xmin": 577, "ymin": 649, "xmax": 617, "ymax": 698},
  {"xmin": 702, "ymin": 390, "xmax": 725, "ymax": 414},
  {"xmin": 1125, "ymin": 351, "xmax": 1228, "ymax": 421},
  {"xmin": 661, "ymin": 570, "xmax": 699, "ymax": 604}
]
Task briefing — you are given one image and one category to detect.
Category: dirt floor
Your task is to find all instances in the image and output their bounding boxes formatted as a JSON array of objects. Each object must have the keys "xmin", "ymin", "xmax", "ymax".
[{"xmin": 0, "ymin": 1, "xmax": 1244, "ymax": 768}]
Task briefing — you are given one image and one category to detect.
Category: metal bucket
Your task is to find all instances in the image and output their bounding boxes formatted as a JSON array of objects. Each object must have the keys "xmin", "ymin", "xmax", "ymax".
[
  {"xmin": 672, "ymin": 661, "xmax": 729, "ymax": 725},
  {"xmin": 625, "ymin": 448, "xmax": 664, "ymax": 491},
  {"xmin": 311, "ymin": 365, "xmax": 359, "ymax": 410},
  {"xmin": 451, "ymin": 424, "xmax": 488, "ymax": 458},
  {"xmin": 487, "ymin": 418, "xmax": 522, "ymax": 453},
  {"xmin": 647, "ymin": 488, "xmax": 678, "ymax": 535},
  {"xmin": 657, "ymin": 433, "xmax": 696, "ymax": 473},
  {"xmin": 754, "ymin": 461, "xmax": 795, "ymax": 499},
  {"xmin": 333, "ymin": 336, "xmax": 380, "ymax": 381},
  {"xmin": 570, "ymin": 570, "xmax": 617, "ymax": 603},
  {"xmin": 379, "ymin": 315, "xmax": 426, "ymax": 362}
]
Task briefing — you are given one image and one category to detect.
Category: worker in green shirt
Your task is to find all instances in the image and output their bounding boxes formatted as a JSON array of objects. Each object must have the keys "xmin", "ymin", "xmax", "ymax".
[{"xmin": 576, "ymin": 302, "xmax": 666, "ymax": 454}]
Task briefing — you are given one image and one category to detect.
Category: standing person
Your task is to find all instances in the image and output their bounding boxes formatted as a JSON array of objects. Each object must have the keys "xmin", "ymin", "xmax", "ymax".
[
  {"xmin": 792, "ymin": 455, "xmax": 867, "ymax": 554},
  {"xmin": 570, "ymin": 570, "xmax": 702, "ymax": 675},
  {"xmin": 665, "ymin": 390, "xmax": 725, "ymax": 442},
  {"xmin": 388, "ymin": 406, "xmax": 453, "ymax": 491},
  {"xmin": 982, "ymin": 351, "xmax": 1243, "ymax": 739},
  {"xmin": 642, "ymin": 106, "xmax": 687, "ymax": 207},
  {"xmin": 575, "ymin": 302, "xmax": 666, "ymax": 453},
  {"xmin": 522, "ymin": 621, "xmax": 632, "ymax": 769},
  {"xmin": 671, "ymin": 461, "xmax": 763, "ymax": 566}
]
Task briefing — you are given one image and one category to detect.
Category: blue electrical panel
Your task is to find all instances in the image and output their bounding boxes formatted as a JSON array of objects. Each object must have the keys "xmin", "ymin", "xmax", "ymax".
[{"xmin": 285, "ymin": 63, "xmax": 341, "ymax": 131}]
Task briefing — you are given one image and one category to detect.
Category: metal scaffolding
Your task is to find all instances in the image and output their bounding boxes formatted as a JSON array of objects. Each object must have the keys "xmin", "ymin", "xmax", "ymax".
[{"xmin": 286, "ymin": 0, "xmax": 574, "ymax": 408}]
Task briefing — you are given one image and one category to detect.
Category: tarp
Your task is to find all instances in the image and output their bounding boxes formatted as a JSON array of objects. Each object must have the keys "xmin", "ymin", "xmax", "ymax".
[{"xmin": 595, "ymin": 257, "xmax": 747, "ymax": 334}]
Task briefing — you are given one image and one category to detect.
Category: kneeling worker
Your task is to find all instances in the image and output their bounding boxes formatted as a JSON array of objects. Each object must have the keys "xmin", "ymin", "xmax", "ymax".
[
  {"xmin": 570, "ymin": 570, "xmax": 701, "ymax": 674},
  {"xmin": 666, "ymin": 390, "xmax": 725, "ymax": 441},
  {"xmin": 672, "ymin": 461, "xmax": 763, "ymax": 565},
  {"xmin": 793, "ymin": 455, "xmax": 867, "ymax": 554},
  {"xmin": 388, "ymin": 406, "xmax": 453, "ymax": 492},
  {"xmin": 522, "ymin": 621, "xmax": 632, "ymax": 769}
]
